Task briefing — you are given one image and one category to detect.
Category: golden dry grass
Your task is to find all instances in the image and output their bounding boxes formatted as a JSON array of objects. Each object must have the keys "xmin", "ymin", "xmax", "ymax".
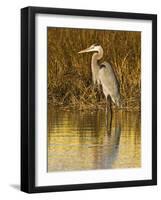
[{"xmin": 48, "ymin": 28, "xmax": 141, "ymax": 111}]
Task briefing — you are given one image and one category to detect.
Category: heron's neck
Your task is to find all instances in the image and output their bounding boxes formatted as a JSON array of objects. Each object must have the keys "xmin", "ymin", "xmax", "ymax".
[
  {"xmin": 91, "ymin": 49, "xmax": 103, "ymax": 84},
  {"xmin": 92, "ymin": 49, "xmax": 103, "ymax": 66}
]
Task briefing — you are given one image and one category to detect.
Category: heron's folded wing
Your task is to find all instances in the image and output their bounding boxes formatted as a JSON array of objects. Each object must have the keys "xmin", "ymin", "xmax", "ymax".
[{"xmin": 99, "ymin": 63, "xmax": 119, "ymax": 94}]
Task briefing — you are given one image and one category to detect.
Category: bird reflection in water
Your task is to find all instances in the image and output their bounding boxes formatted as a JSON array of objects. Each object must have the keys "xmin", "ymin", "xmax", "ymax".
[
  {"xmin": 48, "ymin": 108, "xmax": 140, "ymax": 172},
  {"xmin": 101, "ymin": 109, "xmax": 121, "ymax": 169}
]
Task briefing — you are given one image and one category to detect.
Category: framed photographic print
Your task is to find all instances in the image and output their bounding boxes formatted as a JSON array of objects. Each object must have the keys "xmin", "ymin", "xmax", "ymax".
[{"xmin": 21, "ymin": 6, "xmax": 157, "ymax": 193}]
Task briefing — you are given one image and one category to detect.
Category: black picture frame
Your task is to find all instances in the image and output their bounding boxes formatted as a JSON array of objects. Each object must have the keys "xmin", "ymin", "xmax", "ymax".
[{"xmin": 21, "ymin": 6, "xmax": 157, "ymax": 193}]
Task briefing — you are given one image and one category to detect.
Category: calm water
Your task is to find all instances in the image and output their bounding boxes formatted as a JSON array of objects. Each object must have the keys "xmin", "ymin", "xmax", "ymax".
[{"xmin": 48, "ymin": 107, "xmax": 141, "ymax": 172}]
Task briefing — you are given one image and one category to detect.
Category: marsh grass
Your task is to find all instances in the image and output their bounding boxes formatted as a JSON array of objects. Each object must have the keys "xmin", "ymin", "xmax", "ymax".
[{"xmin": 48, "ymin": 28, "xmax": 141, "ymax": 111}]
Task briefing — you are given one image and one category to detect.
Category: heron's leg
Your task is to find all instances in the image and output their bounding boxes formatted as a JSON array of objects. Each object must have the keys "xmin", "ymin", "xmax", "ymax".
[
  {"xmin": 106, "ymin": 96, "xmax": 112, "ymax": 134},
  {"xmin": 97, "ymin": 82, "xmax": 101, "ymax": 91}
]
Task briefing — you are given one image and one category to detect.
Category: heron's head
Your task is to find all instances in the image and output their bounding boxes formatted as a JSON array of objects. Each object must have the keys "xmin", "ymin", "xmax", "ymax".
[{"xmin": 78, "ymin": 43, "xmax": 102, "ymax": 54}]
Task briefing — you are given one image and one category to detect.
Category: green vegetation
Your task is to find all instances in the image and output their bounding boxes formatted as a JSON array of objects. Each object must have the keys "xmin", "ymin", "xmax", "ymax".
[{"xmin": 48, "ymin": 28, "xmax": 141, "ymax": 111}]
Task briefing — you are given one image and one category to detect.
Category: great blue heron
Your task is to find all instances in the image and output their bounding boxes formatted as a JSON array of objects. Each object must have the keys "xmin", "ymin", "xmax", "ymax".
[{"xmin": 78, "ymin": 43, "xmax": 120, "ymax": 114}]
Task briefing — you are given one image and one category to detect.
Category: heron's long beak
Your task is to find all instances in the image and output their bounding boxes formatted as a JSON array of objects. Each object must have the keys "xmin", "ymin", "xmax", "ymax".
[{"xmin": 78, "ymin": 47, "xmax": 93, "ymax": 54}]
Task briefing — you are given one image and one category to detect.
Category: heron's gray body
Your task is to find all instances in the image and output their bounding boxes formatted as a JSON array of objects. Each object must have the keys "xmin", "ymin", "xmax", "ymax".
[
  {"xmin": 99, "ymin": 61, "xmax": 120, "ymax": 106},
  {"xmin": 78, "ymin": 44, "xmax": 120, "ymax": 107}
]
